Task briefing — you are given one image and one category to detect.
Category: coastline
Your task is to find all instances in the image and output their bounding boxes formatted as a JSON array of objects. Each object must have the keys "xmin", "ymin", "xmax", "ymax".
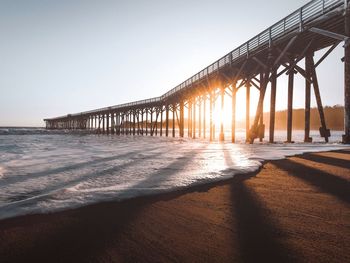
[{"xmin": 0, "ymin": 149, "xmax": 349, "ymax": 262}]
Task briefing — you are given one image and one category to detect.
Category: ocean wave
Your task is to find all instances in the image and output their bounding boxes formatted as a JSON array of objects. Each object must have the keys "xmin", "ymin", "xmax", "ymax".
[
  {"xmin": 0, "ymin": 131, "xmax": 348, "ymax": 220},
  {"xmin": 0, "ymin": 127, "xmax": 94, "ymax": 136}
]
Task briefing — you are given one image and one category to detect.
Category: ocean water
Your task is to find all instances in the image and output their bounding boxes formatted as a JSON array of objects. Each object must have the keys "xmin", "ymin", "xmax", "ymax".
[{"xmin": 0, "ymin": 127, "xmax": 348, "ymax": 220}]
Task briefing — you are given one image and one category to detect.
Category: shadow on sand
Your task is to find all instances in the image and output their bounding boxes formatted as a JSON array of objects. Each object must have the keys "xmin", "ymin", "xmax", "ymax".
[
  {"xmin": 273, "ymin": 157, "xmax": 350, "ymax": 204},
  {"xmin": 223, "ymin": 145, "xmax": 293, "ymax": 262}
]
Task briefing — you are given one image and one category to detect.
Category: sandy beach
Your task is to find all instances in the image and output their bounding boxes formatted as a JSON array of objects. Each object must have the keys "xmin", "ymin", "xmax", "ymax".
[{"xmin": 0, "ymin": 149, "xmax": 349, "ymax": 263}]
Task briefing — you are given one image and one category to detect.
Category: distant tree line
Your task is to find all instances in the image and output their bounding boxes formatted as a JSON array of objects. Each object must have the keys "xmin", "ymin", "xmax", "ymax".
[{"xmin": 262, "ymin": 105, "xmax": 344, "ymax": 130}]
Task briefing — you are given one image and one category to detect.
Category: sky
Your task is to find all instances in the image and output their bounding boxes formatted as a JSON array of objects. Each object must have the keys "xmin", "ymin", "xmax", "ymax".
[{"xmin": 0, "ymin": 0, "xmax": 345, "ymax": 127}]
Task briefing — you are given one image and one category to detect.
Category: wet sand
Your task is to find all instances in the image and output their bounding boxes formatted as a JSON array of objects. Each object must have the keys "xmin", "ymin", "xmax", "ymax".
[{"xmin": 0, "ymin": 150, "xmax": 349, "ymax": 263}]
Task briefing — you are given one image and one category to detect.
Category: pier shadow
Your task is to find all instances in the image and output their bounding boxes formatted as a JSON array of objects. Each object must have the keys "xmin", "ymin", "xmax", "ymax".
[
  {"xmin": 0, "ymin": 145, "xmax": 208, "ymax": 263},
  {"xmin": 298, "ymin": 152, "xmax": 350, "ymax": 170},
  {"xmin": 223, "ymin": 146, "xmax": 293, "ymax": 263},
  {"xmin": 273, "ymin": 158, "xmax": 350, "ymax": 204}
]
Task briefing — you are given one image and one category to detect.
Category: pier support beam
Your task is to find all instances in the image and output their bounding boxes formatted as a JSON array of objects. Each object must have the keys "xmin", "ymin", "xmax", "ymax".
[
  {"xmin": 188, "ymin": 100, "xmax": 191, "ymax": 138},
  {"xmin": 192, "ymin": 98, "xmax": 196, "ymax": 139},
  {"xmin": 180, "ymin": 101, "xmax": 184, "ymax": 138},
  {"xmin": 309, "ymin": 55, "xmax": 330, "ymax": 142},
  {"xmin": 133, "ymin": 112, "xmax": 136, "ymax": 136},
  {"xmin": 219, "ymin": 87, "xmax": 225, "ymax": 142},
  {"xmin": 172, "ymin": 104, "xmax": 175, "ymax": 137},
  {"xmin": 199, "ymin": 97, "xmax": 202, "ymax": 138},
  {"xmin": 287, "ymin": 70, "xmax": 295, "ymax": 143},
  {"xmin": 112, "ymin": 113, "xmax": 115, "ymax": 134},
  {"xmin": 269, "ymin": 70, "xmax": 277, "ymax": 143},
  {"xmin": 203, "ymin": 95, "xmax": 206, "ymax": 139},
  {"xmin": 106, "ymin": 113, "xmax": 110, "ymax": 134},
  {"xmin": 343, "ymin": 4, "xmax": 350, "ymax": 143},
  {"xmin": 210, "ymin": 91, "xmax": 213, "ymax": 141},
  {"xmin": 102, "ymin": 114, "xmax": 105, "ymax": 134},
  {"xmin": 246, "ymin": 82, "xmax": 251, "ymax": 142},
  {"xmin": 259, "ymin": 73, "xmax": 265, "ymax": 142},
  {"xmin": 166, "ymin": 105, "xmax": 169, "ymax": 137},
  {"xmin": 232, "ymin": 83, "xmax": 237, "ymax": 143},
  {"xmin": 146, "ymin": 109, "xmax": 148, "ymax": 135},
  {"xmin": 160, "ymin": 107, "xmax": 163, "ymax": 136},
  {"xmin": 304, "ymin": 54, "xmax": 312, "ymax": 142},
  {"xmin": 150, "ymin": 109, "xmax": 153, "ymax": 136},
  {"xmin": 141, "ymin": 110, "xmax": 144, "ymax": 135}
]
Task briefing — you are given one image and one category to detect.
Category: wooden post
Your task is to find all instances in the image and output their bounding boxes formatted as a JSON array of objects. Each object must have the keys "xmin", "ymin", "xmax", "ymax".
[
  {"xmin": 309, "ymin": 55, "xmax": 330, "ymax": 142},
  {"xmin": 232, "ymin": 83, "xmax": 237, "ymax": 143},
  {"xmin": 133, "ymin": 111, "xmax": 136, "ymax": 135},
  {"xmin": 150, "ymin": 108, "xmax": 153, "ymax": 136},
  {"xmin": 192, "ymin": 97, "xmax": 196, "ymax": 139},
  {"xmin": 155, "ymin": 109, "xmax": 158, "ymax": 136},
  {"xmin": 199, "ymin": 97, "xmax": 202, "ymax": 138},
  {"xmin": 116, "ymin": 113, "xmax": 120, "ymax": 135},
  {"xmin": 140, "ymin": 110, "xmax": 143, "ymax": 135},
  {"xmin": 287, "ymin": 70, "xmax": 294, "ymax": 142},
  {"xmin": 127, "ymin": 114, "xmax": 130, "ymax": 134},
  {"xmin": 219, "ymin": 87, "xmax": 225, "ymax": 142},
  {"xmin": 130, "ymin": 113, "xmax": 132, "ymax": 135},
  {"xmin": 102, "ymin": 114, "xmax": 105, "ymax": 134},
  {"xmin": 305, "ymin": 54, "xmax": 312, "ymax": 142},
  {"xmin": 246, "ymin": 81, "xmax": 251, "ymax": 142},
  {"xmin": 259, "ymin": 73, "xmax": 264, "ymax": 142},
  {"xmin": 137, "ymin": 111, "xmax": 140, "ymax": 135},
  {"xmin": 166, "ymin": 105, "xmax": 169, "ymax": 137},
  {"xmin": 122, "ymin": 114, "xmax": 125, "ymax": 135},
  {"xmin": 160, "ymin": 107, "xmax": 163, "ymax": 136},
  {"xmin": 180, "ymin": 101, "xmax": 184, "ymax": 137},
  {"xmin": 189, "ymin": 100, "xmax": 191, "ymax": 138},
  {"xmin": 145, "ymin": 109, "xmax": 148, "ymax": 135},
  {"xmin": 172, "ymin": 104, "xmax": 175, "ymax": 137},
  {"xmin": 210, "ymin": 91, "xmax": 213, "ymax": 141},
  {"xmin": 107, "ymin": 113, "xmax": 110, "ymax": 134},
  {"xmin": 203, "ymin": 95, "xmax": 206, "ymax": 139},
  {"xmin": 343, "ymin": 3, "xmax": 350, "ymax": 143},
  {"xmin": 213, "ymin": 90, "xmax": 216, "ymax": 140},
  {"xmin": 269, "ymin": 70, "xmax": 277, "ymax": 143}
]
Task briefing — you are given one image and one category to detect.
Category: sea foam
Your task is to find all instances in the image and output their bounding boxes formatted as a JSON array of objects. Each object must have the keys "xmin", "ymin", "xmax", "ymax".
[{"xmin": 0, "ymin": 128, "xmax": 348, "ymax": 220}]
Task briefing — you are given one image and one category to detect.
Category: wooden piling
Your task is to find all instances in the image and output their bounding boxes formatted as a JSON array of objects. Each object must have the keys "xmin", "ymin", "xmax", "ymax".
[
  {"xmin": 192, "ymin": 98, "xmax": 196, "ymax": 139},
  {"xmin": 203, "ymin": 95, "xmax": 206, "ymax": 139},
  {"xmin": 172, "ymin": 104, "xmax": 175, "ymax": 137},
  {"xmin": 166, "ymin": 105, "xmax": 169, "ymax": 137},
  {"xmin": 269, "ymin": 70, "xmax": 277, "ymax": 143},
  {"xmin": 102, "ymin": 114, "xmax": 105, "ymax": 134},
  {"xmin": 160, "ymin": 107, "xmax": 163, "ymax": 136},
  {"xmin": 180, "ymin": 101, "xmax": 184, "ymax": 138},
  {"xmin": 210, "ymin": 91, "xmax": 213, "ymax": 141},
  {"xmin": 305, "ymin": 54, "xmax": 312, "ymax": 142},
  {"xmin": 232, "ymin": 84, "xmax": 237, "ymax": 143},
  {"xmin": 246, "ymin": 82, "xmax": 251, "ymax": 142},
  {"xmin": 219, "ymin": 87, "xmax": 225, "ymax": 142},
  {"xmin": 199, "ymin": 97, "xmax": 202, "ymax": 138},
  {"xmin": 287, "ymin": 70, "xmax": 294, "ymax": 142},
  {"xmin": 309, "ymin": 55, "xmax": 330, "ymax": 142},
  {"xmin": 343, "ymin": 4, "xmax": 350, "ymax": 143}
]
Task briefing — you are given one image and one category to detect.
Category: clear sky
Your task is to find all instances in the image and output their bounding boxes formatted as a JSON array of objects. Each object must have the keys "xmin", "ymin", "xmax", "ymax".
[{"xmin": 0, "ymin": 0, "xmax": 345, "ymax": 127}]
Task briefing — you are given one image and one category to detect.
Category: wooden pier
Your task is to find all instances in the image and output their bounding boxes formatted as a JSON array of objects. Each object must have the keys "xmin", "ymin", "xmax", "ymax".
[{"xmin": 45, "ymin": 0, "xmax": 350, "ymax": 144}]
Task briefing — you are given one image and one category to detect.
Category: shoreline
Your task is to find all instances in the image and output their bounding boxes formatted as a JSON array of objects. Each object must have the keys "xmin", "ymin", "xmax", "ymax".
[{"xmin": 0, "ymin": 149, "xmax": 349, "ymax": 262}]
